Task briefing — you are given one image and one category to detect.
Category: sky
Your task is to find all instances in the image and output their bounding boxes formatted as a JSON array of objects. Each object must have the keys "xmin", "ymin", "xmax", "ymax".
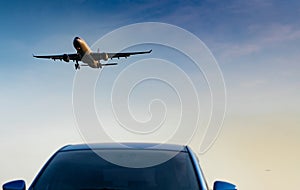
[{"xmin": 0, "ymin": 0, "xmax": 300, "ymax": 190}]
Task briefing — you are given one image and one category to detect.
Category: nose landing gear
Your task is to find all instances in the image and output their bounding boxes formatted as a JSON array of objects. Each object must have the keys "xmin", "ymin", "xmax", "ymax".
[{"xmin": 75, "ymin": 60, "xmax": 80, "ymax": 70}]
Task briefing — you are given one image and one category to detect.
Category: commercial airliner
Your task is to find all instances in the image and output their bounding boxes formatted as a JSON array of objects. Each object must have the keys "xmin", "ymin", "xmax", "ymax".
[{"xmin": 33, "ymin": 37, "xmax": 152, "ymax": 70}]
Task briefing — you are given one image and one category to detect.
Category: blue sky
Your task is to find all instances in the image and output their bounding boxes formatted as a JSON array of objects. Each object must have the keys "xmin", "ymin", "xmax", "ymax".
[{"xmin": 0, "ymin": 1, "xmax": 300, "ymax": 190}]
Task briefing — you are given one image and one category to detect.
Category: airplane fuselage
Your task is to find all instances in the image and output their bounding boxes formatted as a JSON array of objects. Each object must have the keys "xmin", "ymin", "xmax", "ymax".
[{"xmin": 73, "ymin": 37, "xmax": 100, "ymax": 68}]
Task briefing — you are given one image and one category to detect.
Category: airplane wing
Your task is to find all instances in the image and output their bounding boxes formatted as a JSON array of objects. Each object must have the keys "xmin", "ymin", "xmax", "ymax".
[
  {"xmin": 90, "ymin": 50, "xmax": 152, "ymax": 60},
  {"xmin": 33, "ymin": 53, "xmax": 79, "ymax": 62}
]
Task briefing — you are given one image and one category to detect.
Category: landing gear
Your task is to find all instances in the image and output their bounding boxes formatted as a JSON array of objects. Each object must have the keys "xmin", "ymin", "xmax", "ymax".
[{"xmin": 75, "ymin": 61, "xmax": 80, "ymax": 70}]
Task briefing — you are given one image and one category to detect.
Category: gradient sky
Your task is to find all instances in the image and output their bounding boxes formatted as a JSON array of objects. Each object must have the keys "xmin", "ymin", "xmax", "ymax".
[{"xmin": 0, "ymin": 1, "xmax": 300, "ymax": 190}]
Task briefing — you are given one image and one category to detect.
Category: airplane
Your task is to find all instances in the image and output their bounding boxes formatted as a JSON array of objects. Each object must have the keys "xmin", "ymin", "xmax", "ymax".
[{"xmin": 33, "ymin": 37, "xmax": 152, "ymax": 70}]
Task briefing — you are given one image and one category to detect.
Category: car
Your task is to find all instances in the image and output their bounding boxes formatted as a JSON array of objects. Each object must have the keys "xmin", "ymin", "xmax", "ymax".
[{"xmin": 3, "ymin": 143, "xmax": 237, "ymax": 190}]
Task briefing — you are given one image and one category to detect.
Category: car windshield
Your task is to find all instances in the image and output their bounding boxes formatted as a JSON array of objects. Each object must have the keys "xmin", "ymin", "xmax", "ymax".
[{"xmin": 31, "ymin": 149, "xmax": 200, "ymax": 190}]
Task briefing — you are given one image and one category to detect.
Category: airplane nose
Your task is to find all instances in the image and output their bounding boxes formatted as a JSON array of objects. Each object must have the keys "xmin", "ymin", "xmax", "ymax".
[
  {"xmin": 73, "ymin": 37, "xmax": 81, "ymax": 50},
  {"xmin": 74, "ymin": 37, "xmax": 80, "ymax": 41}
]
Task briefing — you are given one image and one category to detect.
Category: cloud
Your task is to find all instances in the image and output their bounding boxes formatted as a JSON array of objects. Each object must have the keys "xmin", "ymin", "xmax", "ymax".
[
  {"xmin": 215, "ymin": 43, "xmax": 261, "ymax": 61},
  {"xmin": 259, "ymin": 23, "xmax": 300, "ymax": 43},
  {"xmin": 209, "ymin": 22, "xmax": 300, "ymax": 64}
]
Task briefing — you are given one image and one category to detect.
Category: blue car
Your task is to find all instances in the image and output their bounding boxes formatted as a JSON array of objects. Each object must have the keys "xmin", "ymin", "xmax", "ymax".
[{"xmin": 3, "ymin": 143, "xmax": 237, "ymax": 190}]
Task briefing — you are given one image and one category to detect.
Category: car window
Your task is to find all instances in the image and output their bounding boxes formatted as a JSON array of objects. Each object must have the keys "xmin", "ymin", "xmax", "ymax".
[{"xmin": 31, "ymin": 149, "xmax": 200, "ymax": 190}]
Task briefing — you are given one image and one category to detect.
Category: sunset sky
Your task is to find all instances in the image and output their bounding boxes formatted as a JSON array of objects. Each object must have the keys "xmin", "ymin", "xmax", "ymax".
[{"xmin": 0, "ymin": 1, "xmax": 299, "ymax": 190}]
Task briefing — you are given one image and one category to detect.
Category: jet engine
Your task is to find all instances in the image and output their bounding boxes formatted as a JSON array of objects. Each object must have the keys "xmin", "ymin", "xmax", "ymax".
[
  {"xmin": 63, "ymin": 54, "xmax": 70, "ymax": 62},
  {"xmin": 101, "ymin": 53, "xmax": 109, "ymax": 61}
]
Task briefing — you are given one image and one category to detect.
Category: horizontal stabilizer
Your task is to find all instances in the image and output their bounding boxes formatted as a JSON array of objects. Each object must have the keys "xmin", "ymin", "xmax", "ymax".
[{"xmin": 102, "ymin": 63, "xmax": 118, "ymax": 66}]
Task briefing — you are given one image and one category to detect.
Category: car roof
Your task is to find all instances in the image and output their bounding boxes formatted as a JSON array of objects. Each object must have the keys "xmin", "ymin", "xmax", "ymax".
[{"xmin": 60, "ymin": 143, "xmax": 188, "ymax": 152}]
